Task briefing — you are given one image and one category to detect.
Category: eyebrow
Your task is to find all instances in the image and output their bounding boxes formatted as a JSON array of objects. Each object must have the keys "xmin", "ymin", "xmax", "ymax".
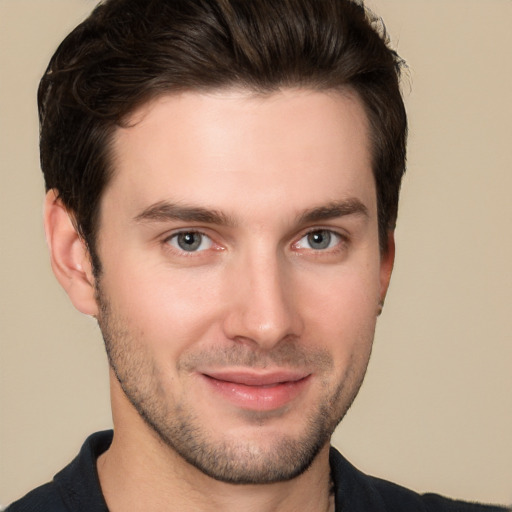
[
  {"xmin": 298, "ymin": 199, "xmax": 369, "ymax": 224},
  {"xmin": 133, "ymin": 201, "xmax": 235, "ymax": 226},
  {"xmin": 133, "ymin": 198, "xmax": 368, "ymax": 227}
]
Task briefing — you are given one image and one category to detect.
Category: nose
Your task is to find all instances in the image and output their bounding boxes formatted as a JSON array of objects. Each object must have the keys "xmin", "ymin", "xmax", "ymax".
[{"xmin": 222, "ymin": 248, "xmax": 303, "ymax": 350}]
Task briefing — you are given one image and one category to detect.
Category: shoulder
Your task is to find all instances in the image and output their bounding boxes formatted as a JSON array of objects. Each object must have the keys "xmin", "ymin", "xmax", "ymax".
[
  {"xmin": 6, "ymin": 431, "xmax": 112, "ymax": 512},
  {"xmin": 368, "ymin": 475, "xmax": 509, "ymax": 512},
  {"xmin": 6, "ymin": 482, "xmax": 66, "ymax": 512},
  {"xmin": 329, "ymin": 446, "xmax": 510, "ymax": 512}
]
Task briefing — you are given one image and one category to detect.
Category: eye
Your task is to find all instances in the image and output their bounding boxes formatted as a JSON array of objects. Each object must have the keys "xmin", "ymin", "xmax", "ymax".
[
  {"xmin": 295, "ymin": 229, "xmax": 342, "ymax": 251},
  {"xmin": 167, "ymin": 231, "xmax": 213, "ymax": 252}
]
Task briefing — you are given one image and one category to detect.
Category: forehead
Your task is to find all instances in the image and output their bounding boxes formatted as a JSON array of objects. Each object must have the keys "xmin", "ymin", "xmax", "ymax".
[{"xmin": 106, "ymin": 88, "xmax": 375, "ymax": 220}]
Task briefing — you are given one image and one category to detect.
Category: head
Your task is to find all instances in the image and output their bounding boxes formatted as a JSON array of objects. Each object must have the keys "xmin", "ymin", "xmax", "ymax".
[
  {"xmin": 41, "ymin": 0, "xmax": 407, "ymax": 486},
  {"xmin": 39, "ymin": 0, "xmax": 406, "ymax": 274}
]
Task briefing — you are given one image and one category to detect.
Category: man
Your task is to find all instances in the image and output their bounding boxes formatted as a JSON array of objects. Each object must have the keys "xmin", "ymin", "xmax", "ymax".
[{"xmin": 5, "ymin": 0, "xmax": 510, "ymax": 511}]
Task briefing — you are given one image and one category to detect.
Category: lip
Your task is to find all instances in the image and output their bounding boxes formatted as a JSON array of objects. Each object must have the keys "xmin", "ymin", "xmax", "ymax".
[{"xmin": 199, "ymin": 369, "xmax": 311, "ymax": 411}]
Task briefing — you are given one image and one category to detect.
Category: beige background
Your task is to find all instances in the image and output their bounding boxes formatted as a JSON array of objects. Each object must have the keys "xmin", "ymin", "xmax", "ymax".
[{"xmin": 1, "ymin": 0, "xmax": 511, "ymax": 507}]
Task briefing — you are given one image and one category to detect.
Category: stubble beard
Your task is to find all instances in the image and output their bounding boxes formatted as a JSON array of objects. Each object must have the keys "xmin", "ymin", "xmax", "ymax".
[{"xmin": 95, "ymin": 286, "xmax": 373, "ymax": 485}]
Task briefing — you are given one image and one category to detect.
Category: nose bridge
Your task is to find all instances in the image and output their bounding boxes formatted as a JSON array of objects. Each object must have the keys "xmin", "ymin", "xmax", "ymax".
[{"xmin": 223, "ymin": 242, "xmax": 301, "ymax": 349}]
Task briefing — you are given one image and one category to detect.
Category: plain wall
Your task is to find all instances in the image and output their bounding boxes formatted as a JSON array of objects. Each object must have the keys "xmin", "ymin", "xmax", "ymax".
[{"xmin": 1, "ymin": 0, "xmax": 511, "ymax": 507}]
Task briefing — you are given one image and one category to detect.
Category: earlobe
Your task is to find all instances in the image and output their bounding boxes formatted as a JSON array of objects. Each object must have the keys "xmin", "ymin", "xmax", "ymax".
[
  {"xmin": 44, "ymin": 190, "xmax": 99, "ymax": 316},
  {"xmin": 378, "ymin": 231, "xmax": 395, "ymax": 314}
]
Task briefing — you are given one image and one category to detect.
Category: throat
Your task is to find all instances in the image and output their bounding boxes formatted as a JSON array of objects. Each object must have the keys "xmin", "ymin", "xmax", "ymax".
[{"xmin": 96, "ymin": 429, "xmax": 335, "ymax": 512}]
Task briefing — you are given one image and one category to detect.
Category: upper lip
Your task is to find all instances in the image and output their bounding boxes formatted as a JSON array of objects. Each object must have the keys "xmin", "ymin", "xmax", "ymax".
[{"xmin": 201, "ymin": 369, "xmax": 310, "ymax": 386}]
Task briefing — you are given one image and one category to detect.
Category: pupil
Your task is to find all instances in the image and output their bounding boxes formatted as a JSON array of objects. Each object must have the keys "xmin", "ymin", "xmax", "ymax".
[
  {"xmin": 178, "ymin": 232, "xmax": 201, "ymax": 251},
  {"xmin": 308, "ymin": 230, "xmax": 330, "ymax": 250}
]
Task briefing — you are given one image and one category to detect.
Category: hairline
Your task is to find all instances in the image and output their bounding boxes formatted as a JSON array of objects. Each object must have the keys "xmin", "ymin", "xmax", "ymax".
[{"xmin": 82, "ymin": 83, "xmax": 389, "ymax": 277}]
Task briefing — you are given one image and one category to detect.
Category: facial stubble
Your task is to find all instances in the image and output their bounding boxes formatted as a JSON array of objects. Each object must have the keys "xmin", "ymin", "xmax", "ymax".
[{"xmin": 95, "ymin": 284, "xmax": 373, "ymax": 485}]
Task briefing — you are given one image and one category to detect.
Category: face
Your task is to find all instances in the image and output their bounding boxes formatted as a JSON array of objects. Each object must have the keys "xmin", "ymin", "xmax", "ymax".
[{"xmin": 93, "ymin": 89, "xmax": 392, "ymax": 484}]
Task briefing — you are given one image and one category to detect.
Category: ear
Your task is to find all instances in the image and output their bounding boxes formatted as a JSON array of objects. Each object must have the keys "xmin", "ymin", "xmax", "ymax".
[
  {"xmin": 378, "ymin": 231, "xmax": 395, "ymax": 313},
  {"xmin": 44, "ymin": 189, "xmax": 99, "ymax": 316}
]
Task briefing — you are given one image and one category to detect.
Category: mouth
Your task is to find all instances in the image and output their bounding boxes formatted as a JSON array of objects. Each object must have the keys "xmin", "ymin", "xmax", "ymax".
[{"xmin": 199, "ymin": 369, "xmax": 311, "ymax": 411}]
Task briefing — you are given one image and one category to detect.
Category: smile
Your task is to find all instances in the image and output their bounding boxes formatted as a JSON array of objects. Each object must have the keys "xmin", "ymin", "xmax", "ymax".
[{"xmin": 200, "ymin": 370, "xmax": 311, "ymax": 411}]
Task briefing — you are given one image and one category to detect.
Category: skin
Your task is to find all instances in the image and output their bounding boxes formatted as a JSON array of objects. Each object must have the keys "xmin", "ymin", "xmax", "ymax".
[{"xmin": 45, "ymin": 88, "xmax": 394, "ymax": 512}]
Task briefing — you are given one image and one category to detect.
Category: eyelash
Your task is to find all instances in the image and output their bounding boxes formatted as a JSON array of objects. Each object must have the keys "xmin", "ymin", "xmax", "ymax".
[
  {"xmin": 293, "ymin": 228, "xmax": 348, "ymax": 253},
  {"xmin": 163, "ymin": 230, "xmax": 216, "ymax": 255},
  {"xmin": 162, "ymin": 227, "xmax": 348, "ymax": 257}
]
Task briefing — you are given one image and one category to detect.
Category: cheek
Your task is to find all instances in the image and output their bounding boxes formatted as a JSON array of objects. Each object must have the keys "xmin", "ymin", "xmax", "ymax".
[
  {"xmin": 303, "ymin": 257, "xmax": 380, "ymax": 310},
  {"xmin": 98, "ymin": 239, "xmax": 381, "ymax": 365},
  {"xmin": 297, "ymin": 263, "xmax": 380, "ymax": 350},
  {"xmin": 99, "ymin": 257, "xmax": 226, "ymax": 353}
]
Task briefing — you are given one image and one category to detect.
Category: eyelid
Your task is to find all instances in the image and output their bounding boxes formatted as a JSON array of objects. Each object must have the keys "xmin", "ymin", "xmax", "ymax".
[
  {"xmin": 162, "ymin": 226, "xmax": 213, "ymax": 242},
  {"xmin": 159, "ymin": 226, "xmax": 348, "ymax": 255},
  {"xmin": 163, "ymin": 229, "xmax": 217, "ymax": 254},
  {"xmin": 292, "ymin": 227, "xmax": 348, "ymax": 251}
]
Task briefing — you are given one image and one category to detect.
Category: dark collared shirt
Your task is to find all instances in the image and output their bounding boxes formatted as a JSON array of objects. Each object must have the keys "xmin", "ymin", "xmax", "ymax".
[{"xmin": 7, "ymin": 430, "xmax": 510, "ymax": 511}]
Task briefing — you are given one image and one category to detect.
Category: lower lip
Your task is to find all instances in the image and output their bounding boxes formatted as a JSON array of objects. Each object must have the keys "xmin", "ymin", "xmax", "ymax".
[{"xmin": 200, "ymin": 374, "xmax": 310, "ymax": 411}]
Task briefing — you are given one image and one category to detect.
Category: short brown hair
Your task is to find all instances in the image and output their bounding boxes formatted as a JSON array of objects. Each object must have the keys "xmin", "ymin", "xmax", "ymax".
[{"xmin": 39, "ymin": 0, "xmax": 407, "ymax": 270}]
